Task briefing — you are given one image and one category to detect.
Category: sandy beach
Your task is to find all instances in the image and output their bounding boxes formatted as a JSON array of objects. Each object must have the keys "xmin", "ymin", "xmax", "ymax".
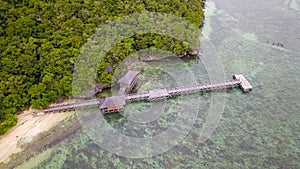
[{"xmin": 0, "ymin": 107, "xmax": 69, "ymax": 163}]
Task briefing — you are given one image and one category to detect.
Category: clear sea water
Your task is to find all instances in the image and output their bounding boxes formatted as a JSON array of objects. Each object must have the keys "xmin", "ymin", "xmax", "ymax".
[{"xmin": 11, "ymin": 0, "xmax": 300, "ymax": 168}]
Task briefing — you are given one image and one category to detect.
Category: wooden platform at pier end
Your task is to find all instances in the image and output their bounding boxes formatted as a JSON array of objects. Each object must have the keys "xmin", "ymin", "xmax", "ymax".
[{"xmin": 233, "ymin": 74, "xmax": 253, "ymax": 92}]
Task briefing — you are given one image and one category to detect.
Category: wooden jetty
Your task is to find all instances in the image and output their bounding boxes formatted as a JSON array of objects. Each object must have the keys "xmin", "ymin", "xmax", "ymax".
[{"xmin": 34, "ymin": 74, "xmax": 252, "ymax": 116}]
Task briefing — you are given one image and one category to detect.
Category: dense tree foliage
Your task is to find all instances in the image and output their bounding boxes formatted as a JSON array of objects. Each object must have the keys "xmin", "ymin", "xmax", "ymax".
[{"xmin": 0, "ymin": 0, "xmax": 205, "ymax": 134}]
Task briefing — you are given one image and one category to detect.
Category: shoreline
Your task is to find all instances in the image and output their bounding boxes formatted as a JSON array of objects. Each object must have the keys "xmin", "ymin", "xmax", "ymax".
[
  {"xmin": 0, "ymin": 107, "xmax": 70, "ymax": 163},
  {"xmin": 0, "ymin": 53, "xmax": 202, "ymax": 164}
]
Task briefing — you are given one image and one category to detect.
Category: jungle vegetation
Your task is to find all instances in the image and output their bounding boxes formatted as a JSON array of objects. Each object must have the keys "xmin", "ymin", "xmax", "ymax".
[{"xmin": 0, "ymin": 0, "xmax": 205, "ymax": 134}]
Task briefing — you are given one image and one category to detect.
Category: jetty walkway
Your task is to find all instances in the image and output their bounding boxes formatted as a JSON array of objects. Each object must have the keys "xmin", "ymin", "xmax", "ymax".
[{"xmin": 34, "ymin": 74, "xmax": 252, "ymax": 115}]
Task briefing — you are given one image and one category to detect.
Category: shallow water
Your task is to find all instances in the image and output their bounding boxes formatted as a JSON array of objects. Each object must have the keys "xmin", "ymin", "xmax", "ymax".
[{"xmin": 12, "ymin": 0, "xmax": 300, "ymax": 168}]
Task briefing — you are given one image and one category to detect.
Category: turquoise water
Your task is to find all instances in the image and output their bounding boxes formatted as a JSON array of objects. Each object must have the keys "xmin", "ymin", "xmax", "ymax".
[{"xmin": 7, "ymin": 0, "xmax": 300, "ymax": 168}]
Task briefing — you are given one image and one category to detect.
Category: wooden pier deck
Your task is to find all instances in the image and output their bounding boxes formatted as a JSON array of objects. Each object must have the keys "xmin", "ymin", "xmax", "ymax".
[
  {"xmin": 34, "ymin": 74, "xmax": 252, "ymax": 115},
  {"xmin": 35, "ymin": 99, "xmax": 99, "ymax": 115}
]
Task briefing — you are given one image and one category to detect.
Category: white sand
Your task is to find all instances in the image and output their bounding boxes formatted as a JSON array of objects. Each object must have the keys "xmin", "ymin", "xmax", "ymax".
[{"xmin": 0, "ymin": 107, "xmax": 69, "ymax": 163}]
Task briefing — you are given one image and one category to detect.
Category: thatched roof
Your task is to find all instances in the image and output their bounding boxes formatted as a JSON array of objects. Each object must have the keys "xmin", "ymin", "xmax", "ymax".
[
  {"xmin": 99, "ymin": 96, "xmax": 126, "ymax": 108},
  {"xmin": 117, "ymin": 70, "xmax": 139, "ymax": 86}
]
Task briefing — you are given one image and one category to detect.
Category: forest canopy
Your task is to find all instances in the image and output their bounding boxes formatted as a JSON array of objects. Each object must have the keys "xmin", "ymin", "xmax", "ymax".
[{"xmin": 0, "ymin": 0, "xmax": 205, "ymax": 134}]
